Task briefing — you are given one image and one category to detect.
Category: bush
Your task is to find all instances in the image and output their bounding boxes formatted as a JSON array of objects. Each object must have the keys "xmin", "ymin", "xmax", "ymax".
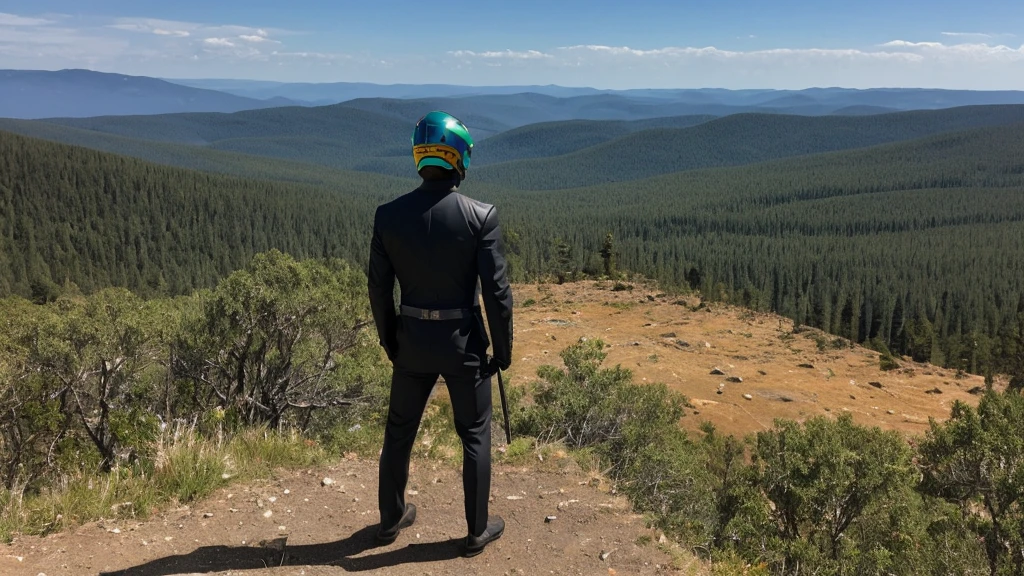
[
  {"xmin": 880, "ymin": 353, "xmax": 901, "ymax": 371},
  {"xmin": 512, "ymin": 338, "xmax": 716, "ymax": 545}
]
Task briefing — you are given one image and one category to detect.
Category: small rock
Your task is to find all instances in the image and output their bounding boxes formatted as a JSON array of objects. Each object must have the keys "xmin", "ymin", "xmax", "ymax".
[
  {"xmin": 710, "ymin": 367, "xmax": 726, "ymax": 376},
  {"xmin": 221, "ymin": 473, "xmax": 232, "ymax": 480},
  {"xmin": 869, "ymin": 381, "xmax": 883, "ymax": 389},
  {"xmin": 631, "ymin": 341, "xmax": 641, "ymax": 346},
  {"xmin": 887, "ymin": 409, "xmax": 896, "ymax": 415},
  {"xmin": 321, "ymin": 478, "xmax": 335, "ymax": 487},
  {"xmin": 545, "ymin": 516, "xmax": 557, "ymax": 523},
  {"xmin": 716, "ymin": 389, "xmax": 724, "ymax": 395},
  {"xmin": 850, "ymin": 395, "xmax": 856, "ymax": 400},
  {"xmin": 407, "ymin": 490, "xmax": 419, "ymax": 495},
  {"xmin": 109, "ymin": 528, "xmax": 121, "ymax": 534},
  {"xmin": 164, "ymin": 537, "xmax": 173, "ymax": 541},
  {"xmin": 229, "ymin": 508, "xmax": 239, "ymax": 513},
  {"xmin": 599, "ymin": 550, "xmax": 613, "ymax": 561},
  {"xmin": 506, "ymin": 495, "xmax": 524, "ymax": 500},
  {"xmin": 705, "ymin": 341, "xmax": 712, "ymax": 348},
  {"xmin": 202, "ymin": 513, "xmax": 213, "ymax": 518},
  {"xmin": 263, "ymin": 510, "xmax": 273, "ymax": 518},
  {"xmin": 278, "ymin": 526, "xmax": 287, "ymax": 531},
  {"xmin": 268, "ymin": 497, "xmax": 277, "ymax": 503},
  {"xmin": 348, "ymin": 424, "xmax": 362, "ymax": 433},
  {"xmin": 726, "ymin": 376, "xmax": 743, "ymax": 383},
  {"xmin": 798, "ymin": 363, "xmax": 815, "ymax": 369},
  {"xmin": 925, "ymin": 387, "xmax": 943, "ymax": 395},
  {"xmin": 743, "ymin": 394, "xmax": 753, "ymax": 400},
  {"xmin": 283, "ymin": 489, "xmax": 290, "ymax": 494},
  {"xmin": 758, "ymin": 370, "xmax": 768, "ymax": 376},
  {"xmin": 659, "ymin": 332, "xmax": 677, "ymax": 338},
  {"xmin": 658, "ymin": 534, "xmax": 668, "ymax": 544},
  {"xmin": 675, "ymin": 340, "xmax": 690, "ymax": 348}
]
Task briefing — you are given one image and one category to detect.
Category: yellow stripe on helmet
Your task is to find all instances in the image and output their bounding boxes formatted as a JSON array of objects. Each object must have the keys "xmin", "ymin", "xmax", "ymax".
[{"xmin": 412, "ymin": 144, "xmax": 463, "ymax": 169}]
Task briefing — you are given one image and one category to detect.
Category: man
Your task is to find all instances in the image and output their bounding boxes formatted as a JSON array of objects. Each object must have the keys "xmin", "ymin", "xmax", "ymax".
[{"xmin": 367, "ymin": 110, "xmax": 513, "ymax": 557}]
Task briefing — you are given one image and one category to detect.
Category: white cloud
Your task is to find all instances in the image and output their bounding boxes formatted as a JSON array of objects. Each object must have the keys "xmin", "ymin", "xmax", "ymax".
[
  {"xmin": 270, "ymin": 50, "xmax": 349, "ymax": 60},
  {"xmin": 941, "ymin": 32, "xmax": 992, "ymax": 38},
  {"xmin": 154, "ymin": 29, "xmax": 190, "ymax": 37},
  {"xmin": 0, "ymin": 12, "xmax": 53, "ymax": 26},
  {"xmin": 881, "ymin": 40, "xmax": 1024, "ymax": 60},
  {"xmin": 881, "ymin": 40, "xmax": 944, "ymax": 48},
  {"xmin": 203, "ymin": 37, "xmax": 236, "ymax": 47},
  {"xmin": 239, "ymin": 34, "xmax": 279, "ymax": 43},
  {"xmin": 559, "ymin": 44, "xmax": 922, "ymax": 61},
  {"xmin": 449, "ymin": 49, "xmax": 552, "ymax": 59}
]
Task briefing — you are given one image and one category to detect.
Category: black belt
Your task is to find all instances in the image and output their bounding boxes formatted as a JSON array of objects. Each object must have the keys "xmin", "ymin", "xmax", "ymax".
[{"xmin": 400, "ymin": 305, "xmax": 477, "ymax": 321}]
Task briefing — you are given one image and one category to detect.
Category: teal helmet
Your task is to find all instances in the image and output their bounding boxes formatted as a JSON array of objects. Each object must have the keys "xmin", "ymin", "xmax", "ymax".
[{"xmin": 411, "ymin": 111, "xmax": 473, "ymax": 177}]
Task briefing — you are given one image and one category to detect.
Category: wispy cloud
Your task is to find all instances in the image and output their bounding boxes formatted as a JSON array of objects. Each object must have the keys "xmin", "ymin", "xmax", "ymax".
[
  {"xmin": 203, "ymin": 37, "xmax": 235, "ymax": 47},
  {"xmin": 449, "ymin": 49, "xmax": 552, "ymax": 59},
  {"xmin": 239, "ymin": 34, "xmax": 280, "ymax": 44},
  {"xmin": 0, "ymin": 12, "xmax": 54, "ymax": 26},
  {"xmin": 558, "ymin": 44, "xmax": 923, "ymax": 61},
  {"xmin": 941, "ymin": 32, "xmax": 993, "ymax": 38},
  {"xmin": 269, "ymin": 50, "xmax": 350, "ymax": 60},
  {"xmin": 154, "ymin": 29, "xmax": 190, "ymax": 37}
]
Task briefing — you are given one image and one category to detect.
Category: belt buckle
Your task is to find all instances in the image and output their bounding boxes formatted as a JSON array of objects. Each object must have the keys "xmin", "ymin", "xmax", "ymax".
[{"xmin": 429, "ymin": 310, "xmax": 441, "ymax": 320}]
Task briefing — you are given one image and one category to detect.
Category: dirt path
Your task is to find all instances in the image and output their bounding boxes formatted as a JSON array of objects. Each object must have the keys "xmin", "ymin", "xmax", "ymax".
[{"xmin": 2, "ymin": 458, "xmax": 696, "ymax": 576}]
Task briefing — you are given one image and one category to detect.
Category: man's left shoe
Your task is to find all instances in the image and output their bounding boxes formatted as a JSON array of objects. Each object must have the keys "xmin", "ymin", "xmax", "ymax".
[{"xmin": 375, "ymin": 503, "xmax": 417, "ymax": 545}]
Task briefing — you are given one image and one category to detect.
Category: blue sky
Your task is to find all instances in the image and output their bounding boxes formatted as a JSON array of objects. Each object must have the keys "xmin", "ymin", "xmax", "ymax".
[{"xmin": 1, "ymin": 0, "xmax": 1022, "ymax": 88}]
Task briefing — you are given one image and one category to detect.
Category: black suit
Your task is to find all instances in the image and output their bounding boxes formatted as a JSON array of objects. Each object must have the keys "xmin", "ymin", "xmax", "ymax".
[{"xmin": 367, "ymin": 178, "xmax": 513, "ymax": 537}]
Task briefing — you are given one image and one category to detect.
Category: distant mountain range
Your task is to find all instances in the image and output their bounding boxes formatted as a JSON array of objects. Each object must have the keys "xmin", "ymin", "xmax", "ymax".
[
  {"xmin": 0, "ymin": 69, "xmax": 303, "ymax": 119},
  {"xmin": 166, "ymin": 77, "xmax": 1024, "ymax": 111},
  {"xmin": 4, "ymin": 100, "xmax": 1024, "ymax": 189},
  {"xmin": 6, "ymin": 69, "xmax": 1024, "ymax": 122}
]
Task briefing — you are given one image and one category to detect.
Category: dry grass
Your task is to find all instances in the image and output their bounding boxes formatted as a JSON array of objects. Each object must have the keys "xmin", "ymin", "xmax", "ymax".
[
  {"xmin": 509, "ymin": 280, "xmax": 985, "ymax": 438},
  {"xmin": 0, "ymin": 426, "xmax": 329, "ymax": 542}
]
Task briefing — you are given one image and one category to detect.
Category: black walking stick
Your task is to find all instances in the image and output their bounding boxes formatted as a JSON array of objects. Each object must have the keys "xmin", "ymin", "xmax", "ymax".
[{"xmin": 496, "ymin": 368, "xmax": 512, "ymax": 444}]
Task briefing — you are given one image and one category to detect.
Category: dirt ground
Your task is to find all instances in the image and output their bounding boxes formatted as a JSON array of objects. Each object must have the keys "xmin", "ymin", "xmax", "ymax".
[
  {"xmin": 508, "ymin": 281, "xmax": 985, "ymax": 438},
  {"xmin": 1, "ymin": 457, "xmax": 698, "ymax": 576}
]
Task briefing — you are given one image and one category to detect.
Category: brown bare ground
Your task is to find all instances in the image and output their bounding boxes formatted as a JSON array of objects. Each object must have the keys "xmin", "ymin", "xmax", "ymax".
[{"xmin": 508, "ymin": 280, "xmax": 985, "ymax": 438}]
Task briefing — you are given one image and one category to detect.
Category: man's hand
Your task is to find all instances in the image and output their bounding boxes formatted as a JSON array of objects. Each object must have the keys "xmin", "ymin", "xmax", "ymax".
[{"xmin": 483, "ymin": 356, "xmax": 510, "ymax": 378}]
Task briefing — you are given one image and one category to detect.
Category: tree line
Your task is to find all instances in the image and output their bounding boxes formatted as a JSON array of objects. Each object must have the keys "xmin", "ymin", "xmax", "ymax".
[{"xmin": 2, "ymin": 124, "xmax": 1024, "ymax": 379}]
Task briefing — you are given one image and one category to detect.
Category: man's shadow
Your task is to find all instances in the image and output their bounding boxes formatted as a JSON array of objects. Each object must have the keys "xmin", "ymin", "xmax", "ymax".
[{"xmin": 99, "ymin": 525, "xmax": 464, "ymax": 575}]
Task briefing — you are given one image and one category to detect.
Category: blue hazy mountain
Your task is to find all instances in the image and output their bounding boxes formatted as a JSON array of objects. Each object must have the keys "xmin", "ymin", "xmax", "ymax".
[
  {"xmin": 165, "ymin": 78, "xmax": 607, "ymax": 104},
  {"xmin": 0, "ymin": 69, "xmax": 302, "ymax": 119},
  {"xmin": 165, "ymin": 78, "xmax": 1024, "ymax": 111}
]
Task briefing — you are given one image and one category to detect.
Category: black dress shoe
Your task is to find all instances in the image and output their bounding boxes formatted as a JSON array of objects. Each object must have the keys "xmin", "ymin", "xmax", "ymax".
[
  {"xmin": 375, "ymin": 503, "xmax": 417, "ymax": 545},
  {"xmin": 464, "ymin": 515, "xmax": 504, "ymax": 557}
]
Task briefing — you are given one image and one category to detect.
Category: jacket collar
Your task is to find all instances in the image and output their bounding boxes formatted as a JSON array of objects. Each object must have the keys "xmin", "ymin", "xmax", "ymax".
[{"xmin": 418, "ymin": 177, "xmax": 461, "ymax": 193}]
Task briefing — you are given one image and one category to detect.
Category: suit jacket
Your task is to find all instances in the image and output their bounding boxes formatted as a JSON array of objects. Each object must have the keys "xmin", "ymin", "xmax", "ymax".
[{"xmin": 367, "ymin": 179, "xmax": 513, "ymax": 376}]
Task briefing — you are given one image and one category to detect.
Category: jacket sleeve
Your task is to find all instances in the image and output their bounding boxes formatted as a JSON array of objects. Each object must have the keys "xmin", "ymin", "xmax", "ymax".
[
  {"xmin": 367, "ymin": 207, "xmax": 398, "ymax": 360},
  {"xmin": 478, "ymin": 206, "xmax": 513, "ymax": 368}
]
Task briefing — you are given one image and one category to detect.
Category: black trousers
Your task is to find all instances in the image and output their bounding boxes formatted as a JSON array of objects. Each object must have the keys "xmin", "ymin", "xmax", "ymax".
[{"xmin": 378, "ymin": 366, "xmax": 492, "ymax": 537}]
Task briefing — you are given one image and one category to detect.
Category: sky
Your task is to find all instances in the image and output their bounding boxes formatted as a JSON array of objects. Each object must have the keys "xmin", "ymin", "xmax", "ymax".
[{"xmin": 1, "ymin": 0, "xmax": 1023, "ymax": 89}]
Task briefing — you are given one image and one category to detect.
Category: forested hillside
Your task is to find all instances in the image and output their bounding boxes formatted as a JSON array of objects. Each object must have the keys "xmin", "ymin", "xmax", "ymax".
[
  {"xmin": 0, "ymin": 130, "xmax": 399, "ymax": 297},
  {"xmin": 470, "ymin": 114, "xmax": 717, "ymax": 165},
  {"xmin": 3, "ymin": 122, "xmax": 1024, "ymax": 376},
  {"xmin": 473, "ymin": 105, "xmax": 1024, "ymax": 189},
  {"xmin": 8, "ymin": 105, "xmax": 1023, "ymax": 187}
]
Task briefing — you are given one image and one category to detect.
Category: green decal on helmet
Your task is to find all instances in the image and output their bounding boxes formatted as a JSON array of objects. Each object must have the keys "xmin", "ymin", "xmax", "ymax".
[{"xmin": 412, "ymin": 111, "xmax": 473, "ymax": 176}]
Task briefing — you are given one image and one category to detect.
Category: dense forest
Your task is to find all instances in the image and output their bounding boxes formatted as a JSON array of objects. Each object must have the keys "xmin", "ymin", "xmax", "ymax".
[
  {"xmin": 0, "ymin": 130, "xmax": 401, "ymax": 297},
  {"xmin": 2, "ymin": 118, "xmax": 1024, "ymax": 378}
]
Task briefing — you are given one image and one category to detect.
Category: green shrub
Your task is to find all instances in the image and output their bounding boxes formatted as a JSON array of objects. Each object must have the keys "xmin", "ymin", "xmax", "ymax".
[{"xmin": 880, "ymin": 354, "xmax": 901, "ymax": 371}]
